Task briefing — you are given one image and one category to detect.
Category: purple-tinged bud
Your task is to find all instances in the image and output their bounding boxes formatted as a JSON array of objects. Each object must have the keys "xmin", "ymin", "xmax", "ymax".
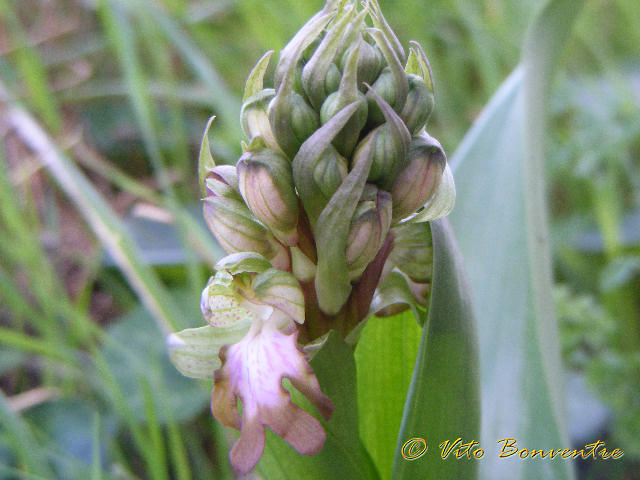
[
  {"xmin": 203, "ymin": 193, "xmax": 290, "ymax": 271},
  {"xmin": 236, "ymin": 147, "xmax": 299, "ymax": 246},
  {"xmin": 345, "ymin": 185, "xmax": 392, "ymax": 280},
  {"xmin": 205, "ymin": 164, "xmax": 239, "ymax": 194},
  {"xmin": 390, "ymin": 133, "xmax": 446, "ymax": 223}
]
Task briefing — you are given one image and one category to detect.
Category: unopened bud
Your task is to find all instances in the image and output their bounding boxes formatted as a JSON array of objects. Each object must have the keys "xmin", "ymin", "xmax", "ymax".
[
  {"xmin": 241, "ymin": 88, "xmax": 282, "ymax": 152},
  {"xmin": 319, "ymin": 38, "xmax": 368, "ymax": 157},
  {"xmin": 203, "ymin": 193, "xmax": 289, "ymax": 271},
  {"xmin": 401, "ymin": 74, "xmax": 434, "ymax": 135},
  {"xmin": 340, "ymin": 37, "xmax": 384, "ymax": 91},
  {"xmin": 345, "ymin": 185, "xmax": 392, "ymax": 280},
  {"xmin": 301, "ymin": 3, "xmax": 356, "ymax": 110},
  {"xmin": 351, "ymin": 89, "xmax": 411, "ymax": 191},
  {"xmin": 390, "ymin": 133, "xmax": 445, "ymax": 222},
  {"xmin": 204, "ymin": 165, "xmax": 239, "ymax": 198},
  {"xmin": 366, "ymin": 67, "xmax": 396, "ymax": 126},
  {"xmin": 237, "ymin": 147, "xmax": 299, "ymax": 245}
]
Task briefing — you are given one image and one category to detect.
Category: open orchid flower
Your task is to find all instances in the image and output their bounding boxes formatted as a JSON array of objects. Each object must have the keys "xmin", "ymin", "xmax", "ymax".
[{"xmin": 168, "ymin": 253, "xmax": 334, "ymax": 475}]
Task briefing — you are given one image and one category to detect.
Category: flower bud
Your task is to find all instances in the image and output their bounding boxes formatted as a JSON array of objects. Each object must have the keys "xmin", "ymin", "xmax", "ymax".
[
  {"xmin": 301, "ymin": 3, "xmax": 356, "ymax": 110},
  {"xmin": 324, "ymin": 63, "xmax": 341, "ymax": 95},
  {"xmin": 345, "ymin": 185, "xmax": 392, "ymax": 280},
  {"xmin": 390, "ymin": 133, "xmax": 446, "ymax": 222},
  {"xmin": 241, "ymin": 88, "xmax": 282, "ymax": 152},
  {"xmin": 240, "ymin": 51, "xmax": 283, "ymax": 152},
  {"xmin": 401, "ymin": 74, "xmax": 434, "ymax": 134},
  {"xmin": 319, "ymin": 39, "xmax": 368, "ymax": 157},
  {"xmin": 366, "ymin": 67, "xmax": 396, "ymax": 126},
  {"xmin": 204, "ymin": 165, "xmax": 239, "ymax": 198},
  {"xmin": 389, "ymin": 222, "xmax": 433, "ymax": 283},
  {"xmin": 237, "ymin": 146, "xmax": 299, "ymax": 245},
  {"xmin": 351, "ymin": 88, "xmax": 411, "ymax": 191},
  {"xmin": 340, "ymin": 37, "xmax": 384, "ymax": 91}
]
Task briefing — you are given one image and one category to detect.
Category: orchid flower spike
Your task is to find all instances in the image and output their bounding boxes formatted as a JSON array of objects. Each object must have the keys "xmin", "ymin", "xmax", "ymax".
[{"xmin": 171, "ymin": 0, "xmax": 455, "ymax": 474}]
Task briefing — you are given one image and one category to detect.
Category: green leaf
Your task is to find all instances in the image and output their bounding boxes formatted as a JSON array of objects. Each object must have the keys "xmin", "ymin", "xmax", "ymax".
[
  {"xmin": 354, "ymin": 311, "xmax": 421, "ymax": 479},
  {"xmin": 258, "ymin": 331, "xmax": 380, "ymax": 480},
  {"xmin": 448, "ymin": 0, "xmax": 585, "ymax": 478},
  {"xmin": 392, "ymin": 218, "xmax": 480, "ymax": 479}
]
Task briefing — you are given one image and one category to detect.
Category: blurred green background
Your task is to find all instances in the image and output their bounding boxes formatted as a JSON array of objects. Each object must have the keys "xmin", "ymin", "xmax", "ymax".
[{"xmin": 0, "ymin": 0, "xmax": 638, "ymax": 478}]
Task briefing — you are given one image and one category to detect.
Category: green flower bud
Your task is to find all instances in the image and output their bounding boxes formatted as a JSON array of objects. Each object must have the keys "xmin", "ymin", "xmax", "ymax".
[
  {"xmin": 340, "ymin": 37, "xmax": 384, "ymax": 91},
  {"xmin": 293, "ymin": 101, "xmax": 360, "ymax": 226},
  {"xmin": 319, "ymin": 39, "xmax": 368, "ymax": 157},
  {"xmin": 236, "ymin": 146, "xmax": 299, "ymax": 246},
  {"xmin": 312, "ymin": 146, "xmax": 349, "ymax": 202},
  {"xmin": 401, "ymin": 74, "xmax": 435, "ymax": 134},
  {"xmin": 240, "ymin": 51, "xmax": 283, "ymax": 153},
  {"xmin": 324, "ymin": 63, "xmax": 342, "ymax": 95},
  {"xmin": 389, "ymin": 222, "xmax": 433, "ymax": 283},
  {"xmin": 345, "ymin": 185, "xmax": 392, "ymax": 280},
  {"xmin": 366, "ymin": 67, "xmax": 396, "ymax": 126},
  {"xmin": 390, "ymin": 133, "xmax": 446, "ymax": 222},
  {"xmin": 351, "ymin": 89, "xmax": 410, "ymax": 191},
  {"xmin": 301, "ymin": 2, "xmax": 356, "ymax": 110}
]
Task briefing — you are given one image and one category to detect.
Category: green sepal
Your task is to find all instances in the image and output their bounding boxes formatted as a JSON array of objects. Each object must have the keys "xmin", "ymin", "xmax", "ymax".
[
  {"xmin": 198, "ymin": 116, "xmax": 216, "ymax": 197},
  {"xmin": 167, "ymin": 322, "xmax": 251, "ymax": 380},
  {"xmin": 215, "ymin": 252, "xmax": 272, "ymax": 275},
  {"xmin": 367, "ymin": 0, "xmax": 405, "ymax": 62},
  {"xmin": 293, "ymin": 101, "xmax": 361, "ymax": 226},
  {"xmin": 408, "ymin": 41, "xmax": 435, "ymax": 94},
  {"xmin": 370, "ymin": 271, "xmax": 427, "ymax": 325},
  {"xmin": 243, "ymin": 50, "xmax": 274, "ymax": 102}
]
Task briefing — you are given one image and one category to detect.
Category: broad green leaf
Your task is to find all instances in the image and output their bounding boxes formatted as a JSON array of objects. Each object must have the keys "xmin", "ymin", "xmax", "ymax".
[
  {"xmin": 355, "ymin": 311, "xmax": 421, "ymax": 479},
  {"xmin": 258, "ymin": 331, "xmax": 380, "ymax": 480},
  {"xmin": 392, "ymin": 218, "xmax": 480, "ymax": 480},
  {"xmin": 448, "ymin": 0, "xmax": 585, "ymax": 478}
]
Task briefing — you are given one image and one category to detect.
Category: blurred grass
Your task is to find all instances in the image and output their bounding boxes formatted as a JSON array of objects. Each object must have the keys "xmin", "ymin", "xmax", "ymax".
[{"xmin": 0, "ymin": 0, "xmax": 638, "ymax": 478}]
